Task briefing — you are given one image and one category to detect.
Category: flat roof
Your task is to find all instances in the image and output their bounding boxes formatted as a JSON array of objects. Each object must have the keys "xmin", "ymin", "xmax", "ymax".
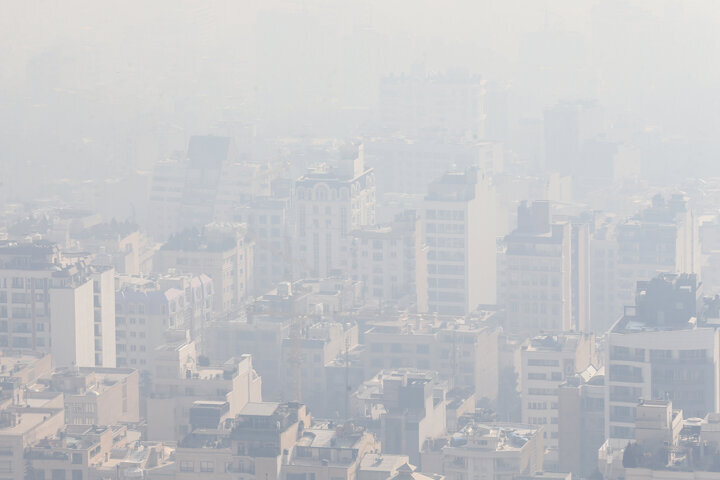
[
  {"xmin": 239, "ymin": 402, "xmax": 280, "ymax": 417},
  {"xmin": 360, "ymin": 453, "xmax": 408, "ymax": 471}
]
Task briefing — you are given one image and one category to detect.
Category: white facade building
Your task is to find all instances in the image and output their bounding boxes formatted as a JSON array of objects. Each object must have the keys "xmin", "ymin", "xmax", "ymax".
[
  {"xmin": 424, "ymin": 169, "xmax": 496, "ymax": 314},
  {"xmin": 293, "ymin": 143, "xmax": 375, "ymax": 279}
]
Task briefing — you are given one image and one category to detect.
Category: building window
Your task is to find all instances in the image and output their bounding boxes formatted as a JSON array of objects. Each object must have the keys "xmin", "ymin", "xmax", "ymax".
[
  {"xmin": 180, "ymin": 461, "xmax": 194, "ymax": 472},
  {"xmin": 200, "ymin": 461, "xmax": 214, "ymax": 473},
  {"xmin": 51, "ymin": 470, "xmax": 66, "ymax": 480}
]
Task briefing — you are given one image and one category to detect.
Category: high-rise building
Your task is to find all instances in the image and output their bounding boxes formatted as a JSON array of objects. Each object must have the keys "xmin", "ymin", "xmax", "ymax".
[
  {"xmin": 148, "ymin": 135, "xmax": 276, "ymax": 242},
  {"xmin": 500, "ymin": 201, "xmax": 573, "ymax": 333},
  {"xmin": 424, "ymin": 169, "xmax": 496, "ymax": 314},
  {"xmin": 233, "ymin": 197, "xmax": 293, "ymax": 294},
  {"xmin": 0, "ymin": 241, "xmax": 116, "ymax": 368},
  {"xmin": 557, "ymin": 365, "xmax": 605, "ymax": 478},
  {"xmin": 377, "ymin": 70, "xmax": 486, "ymax": 142},
  {"xmin": 293, "ymin": 143, "xmax": 375, "ymax": 279},
  {"xmin": 154, "ymin": 222, "xmax": 253, "ymax": 315},
  {"xmin": 520, "ymin": 333, "xmax": 596, "ymax": 470},
  {"xmin": 588, "ymin": 213, "xmax": 620, "ymax": 333},
  {"xmin": 616, "ymin": 194, "xmax": 699, "ymax": 310},
  {"xmin": 543, "ymin": 100, "xmax": 604, "ymax": 176},
  {"xmin": 362, "ymin": 313, "xmax": 500, "ymax": 404},
  {"xmin": 605, "ymin": 274, "xmax": 720, "ymax": 440},
  {"xmin": 365, "ymin": 138, "xmax": 502, "ymax": 197},
  {"xmin": 115, "ymin": 273, "xmax": 213, "ymax": 370},
  {"xmin": 351, "ymin": 210, "xmax": 427, "ymax": 312}
]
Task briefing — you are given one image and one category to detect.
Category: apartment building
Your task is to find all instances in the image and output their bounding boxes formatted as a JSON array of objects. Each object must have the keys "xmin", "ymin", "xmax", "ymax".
[
  {"xmin": 280, "ymin": 322, "xmax": 359, "ymax": 415},
  {"xmin": 605, "ymin": 274, "xmax": 720, "ymax": 440},
  {"xmin": 0, "ymin": 241, "xmax": 115, "ymax": 368},
  {"xmin": 148, "ymin": 135, "xmax": 242, "ymax": 240},
  {"xmin": 0, "ymin": 353, "xmax": 52, "ymax": 402},
  {"xmin": 557, "ymin": 365, "xmax": 605, "ymax": 478},
  {"xmin": 154, "ymin": 222, "xmax": 253, "ymax": 314},
  {"xmin": 284, "ymin": 423, "xmax": 379, "ymax": 480},
  {"xmin": 376, "ymin": 71, "xmax": 486, "ymax": 142},
  {"xmin": 115, "ymin": 273, "xmax": 213, "ymax": 369},
  {"xmin": 41, "ymin": 367, "xmax": 140, "ymax": 426},
  {"xmin": 421, "ymin": 422, "xmax": 544, "ymax": 480},
  {"xmin": 147, "ymin": 341, "xmax": 262, "ymax": 441},
  {"xmin": 233, "ymin": 197, "xmax": 293, "ymax": 293},
  {"xmin": 174, "ymin": 401, "xmax": 311, "ymax": 480},
  {"xmin": 598, "ymin": 400, "xmax": 720, "ymax": 480},
  {"xmin": 351, "ymin": 369, "xmax": 446, "ymax": 465},
  {"xmin": 0, "ymin": 392, "xmax": 65, "ymax": 480},
  {"xmin": 25, "ymin": 424, "xmax": 133, "ymax": 480},
  {"xmin": 72, "ymin": 220, "xmax": 155, "ymax": 275},
  {"xmin": 615, "ymin": 194, "xmax": 699, "ymax": 310},
  {"xmin": 350, "ymin": 210, "xmax": 428, "ymax": 312},
  {"xmin": 358, "ymin": 454, "xmax": 412, "ymax": 480},
  {"xmin": 204, "ymin": 280, "xmax": 362, "ymax": 406},
  {"xmin": 424, "ymin": 169, "xmax": 496, "ymax": 314},
  {"xmin": 519, "ymin": 333, "xmax": 596, "ymax": 470},
  {"xmin": 213, "ymin": 162, "xmax": 275, "ymax": 223},
  {"xmin": 589, "ymin": 213, "xmax": 620, "ymax": 332},
  {"xmin": 362, "ymin": 314, "xmax": 499, "ymax": 404},
  {"xmin": 500, "ymin": 201, "xmax": 573, "ymax": 334},
  {"xmin": 293, "ymin": 143, "xmax": 375, "ymax": 279},
  {"xmin": 147, "ymin": 155, "xmax": 187, "ymax": 242}
]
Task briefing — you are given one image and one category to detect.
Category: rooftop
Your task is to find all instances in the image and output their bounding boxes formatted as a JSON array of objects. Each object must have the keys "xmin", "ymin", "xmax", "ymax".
[
  {"xmin": 429, "ymin": 422, "xmax": 540, "ymax": 453},
  {"xmin": 296, "ymin": 426, "xmax": 364, "ymax": 449},
  {"xmin": 238, "ymin": 402, "xmax": 280, "ymax": 417}
]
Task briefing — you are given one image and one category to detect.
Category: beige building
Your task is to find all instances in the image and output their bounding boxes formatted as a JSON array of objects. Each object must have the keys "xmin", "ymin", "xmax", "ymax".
[
  {"xmin": 293, "ymin": 143, "xmax": 376, "ymax": 279},
  {"xmin": 173, "ymin": 402, "xmax": 311, "ymax": 480},
  {"xmin": 557, "ymin": 365, "xmax": 605, "ymax": 478},
  {"xmin": 605, "ymin": 274, "xmax": 720, "ymax": 441},
  {"xmin": 358, "ymin": 454, "xmax": 411, "ymax": 480},
  {"xmin": 284, "ymin": 424, "xmax": 379, "ymax": 480},
  {"xmin": 351, "ymin": 369, "xmax": 446, "ymax": 465},
  {"xmin": 154, "ymin": 222, "xmax": 253, "ymax": 315},
  {"xmin": 25, "ymin": 424, "xmax": 138, "ymax": 480},
  {"xmin": 422, "ymin": 422, "xmax": 544, "ymax": 480},
  {"xmin": 73, "ymin": 220, "xmax": 156, "ymax": 275},
  {"xmin": 520, "ymin": 333, "xmax": 596, "ymax": 470},
  {"xmin": 351, "ymin": 211, "xmax": 427, "ymax": 312},
  {"xmin": 0, "ymin": 352, "xmax": 52, "ymax": 401},
  {"xmin": 423, "ymin": 169, "xmax": 496, "ymax": 314},
  {"xmin": 281, "ymin": 321, "xmax": 358, "ymax": 415},
  {"xmin": 115, "ymin": 273, "xmax": 213, "ymax": 370},
  {"xmin": 615, "ymin": 194, "xmax": 699, "ymax": 315},
  {"xmin": 499, "ymin": 201, "xmax": 573, "ymax": 334},
  {"xmin": 0, "ymin": 393, "xmax": 65, "ymax": 480},
  {"xmin": 598, "ymin": 400, "xmax": 720, "ymax": 480},
  {"xmin": 588, "ymin": 213, "xmax": 620, "ymax": 332},
  {"xmin": 147, "ymin": 341, "xmax": 262, "ymax": 441},
  {"xmin": 362, "ymin": 313, "xmax": 499, "ymax": 404},
  {"xmin": 0, "ymin": 241, "xmax": 115, "ymax": 368},
  {"xmin": 42, "ymin": 367, "xmax": 140, "ymax": 426}
]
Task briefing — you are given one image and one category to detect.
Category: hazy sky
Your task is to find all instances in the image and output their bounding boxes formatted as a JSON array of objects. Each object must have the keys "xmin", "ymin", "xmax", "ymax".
[{"xmin": 2, "ymin": 0, "xmax": 720, "ymax": 180}]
